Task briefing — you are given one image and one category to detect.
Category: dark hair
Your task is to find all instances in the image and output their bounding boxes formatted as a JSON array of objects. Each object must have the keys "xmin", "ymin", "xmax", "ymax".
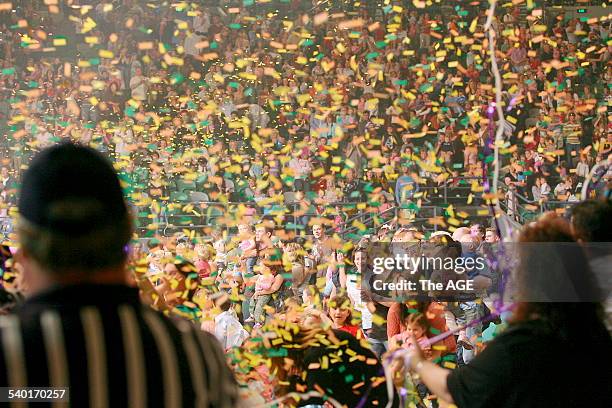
[
  {"xmin": 218, "ymin": 297, "xmax": 232, "ymax": 312},
  {"xmin": 328, "ymin": 294, "xmax": 353, "ymax": 323},
  {"xmin": 18, "ymin": 215, "xmax": 132, "ymax": 274},
  {"xmin": 571, "ymin": 199, "xmax": 611, "ymax": 243},
  {"xmin": 0, "ymin": 288, "xmax": 23, "ymax": 315}
]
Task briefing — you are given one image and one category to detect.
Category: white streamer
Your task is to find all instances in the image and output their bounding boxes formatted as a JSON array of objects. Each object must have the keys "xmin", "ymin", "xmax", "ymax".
[
  {"xmin": 485, "ymin": 2, "xmax": 505, "ymax": 197},
  {"xmin": 483, "ymin": 0, "xmax": 511, "ymax": 236}
]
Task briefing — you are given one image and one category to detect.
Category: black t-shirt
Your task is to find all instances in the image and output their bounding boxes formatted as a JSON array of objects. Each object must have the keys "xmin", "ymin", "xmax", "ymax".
[
  {"xmin": 441, "ymin": 141, "xmax": 454, "ymax": 153},
  {"xmin": 447, "ymin": 319, "xmax": 612, "ymax": 408},
  {"xmin": 298, "ymin": 329, "xmax": 400, "ymax": 407}
]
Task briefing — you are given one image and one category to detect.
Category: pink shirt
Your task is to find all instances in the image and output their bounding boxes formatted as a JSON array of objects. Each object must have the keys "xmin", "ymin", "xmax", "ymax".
[
  {"xmin": 255, "ymin": 274, "xmax": 275, "ymax": 292},
  {"xmin": 392, "ymin": 332, "xmax": 431, "ymax": 352}
]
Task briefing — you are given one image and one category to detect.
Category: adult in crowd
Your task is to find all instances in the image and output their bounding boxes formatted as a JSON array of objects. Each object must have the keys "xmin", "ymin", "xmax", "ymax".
[
  {"xmin": 0, "ymin": 143, "xmax": 238, "ymax": 407},
  {"xmin": 570, "ymin": 199, "xmax": 612, "ymax": 331},
  {"xmin": 399, "ymin": 215, "xmax": 612, "ymax": 407}
]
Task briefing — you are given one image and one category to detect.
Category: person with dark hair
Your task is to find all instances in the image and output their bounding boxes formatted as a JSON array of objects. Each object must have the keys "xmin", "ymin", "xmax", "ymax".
[
  {"xmin": 570, "ymin": 199, "xmax": 612, "ymax": 331},
  {"xmin": 0, "ymin": 286, "xmax": 22, "ymax": 315},
  {"xmin": 1, "ymin": 143, "xmax": 238, "ymax": 407},
  {"xmin": 570, "ymin": 199, "xmax": 611, "ymax": 245},
  {"xmin": 396, "ymin": 215, "xmax": 612, "ymax": 408},
  {"xmin": 327, "ymin": 294, "xmax": 364, "ymax": 339},
  {"xmin": 153, "ymin": 260, "xmax": 201, "ymax": 320}
]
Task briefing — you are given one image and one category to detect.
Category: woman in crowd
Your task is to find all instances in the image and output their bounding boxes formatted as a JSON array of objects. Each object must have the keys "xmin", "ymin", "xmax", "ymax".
[{"xmin": 399, "ymin": 215, "xmax": 612, "ymax": 407}]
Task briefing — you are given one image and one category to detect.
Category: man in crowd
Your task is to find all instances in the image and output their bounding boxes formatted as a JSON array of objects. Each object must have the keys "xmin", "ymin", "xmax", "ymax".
[
  {"xmin": 0, "ymin": 143, "xmax": 237, "ymax": 407},
  {"xmin": 485, "ymin": 227, "xmax": 500, "ymax": 244}
]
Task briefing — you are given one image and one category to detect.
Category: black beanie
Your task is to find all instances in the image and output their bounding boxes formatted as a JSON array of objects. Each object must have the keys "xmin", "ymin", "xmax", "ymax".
[{"xmin": 18, "ymin": 143, "xmax": 128, "ymax": 235}]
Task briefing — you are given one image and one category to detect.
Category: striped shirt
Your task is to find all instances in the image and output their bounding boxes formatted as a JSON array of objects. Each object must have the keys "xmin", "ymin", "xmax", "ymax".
[
  {"xmin": 0, "ymin": 284, "xmax": 238, "ymax": 408},
  {"xmin": 563, "ymin": 123, "xmax": 582, "ymax": 145}
]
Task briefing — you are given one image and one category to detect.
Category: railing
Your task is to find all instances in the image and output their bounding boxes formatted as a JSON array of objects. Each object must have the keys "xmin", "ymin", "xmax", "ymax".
[
  {"xmin": 496, "ymin": 181, "xmax": 578, "ymax": 224},
  {"xmin": 419, "ymin": 176, "xmax": 488, "ymax": 205},
  {"xmin": 3, "ymin": 174, "xmax": 571, "ymax": 243},
  {"xmin": 133, "ymin": 197, "xmax": 496, "ymax": 241},
  {"xmin": 132, "ymin": 200, "xmax": 375, "ymax": 237}
]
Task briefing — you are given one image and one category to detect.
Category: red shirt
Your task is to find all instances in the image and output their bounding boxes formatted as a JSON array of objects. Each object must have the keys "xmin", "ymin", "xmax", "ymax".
[
  {"xmin": 338, "ymin": 325, "xmax": 364, "ymax": 339},
  {"xmin": 196, "ymin": 259, "xmax": 211, "ymax": 279}
]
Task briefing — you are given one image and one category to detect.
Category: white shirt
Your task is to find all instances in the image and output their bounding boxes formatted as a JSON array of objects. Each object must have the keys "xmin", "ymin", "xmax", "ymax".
[
  {"xmin": 129, "ymin": 75, "xmax": 147, "ymax": 101},
  {"xmin": 36, "ymin": 130, "xmax": 54, "ymax": 148},
  {"xmin": 184, "ymin": 33, "xmax": 203, "ymax": 57},
  {"xmin": 575, "ymin": 162, "xmax": 590, "ymax": 178},
  {"xmin": 214, "ymin": 309, "xmax": 249, "ymax": 349}
]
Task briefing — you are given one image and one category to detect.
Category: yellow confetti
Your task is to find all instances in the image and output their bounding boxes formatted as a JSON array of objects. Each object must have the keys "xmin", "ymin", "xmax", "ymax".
[
  {"xmin": 98, "ymin": 50, "xmax": 114, "ymax": 59},
  {"xmin": 338, "ymin": 19, "xmax": 364, "ymax": 30}
]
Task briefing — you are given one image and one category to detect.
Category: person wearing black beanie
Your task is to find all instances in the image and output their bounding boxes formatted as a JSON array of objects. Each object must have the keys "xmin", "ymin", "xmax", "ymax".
[
  {"xmin": 0, "ymin": 142, "xmax": 238, "ymax": 407},
  {"xmin": 17, "ymin": 142, "xmax": 132, "ymax": 287}
]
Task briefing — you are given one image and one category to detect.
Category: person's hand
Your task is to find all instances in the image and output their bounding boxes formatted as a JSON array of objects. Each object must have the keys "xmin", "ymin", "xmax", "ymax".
[
  {"xmin": 406, "ymin": 334, "xmax": 426, "ymax": 372},
  {"xmin": 388, "ymin": 356, "xmax": 406, "ymax": 388}
]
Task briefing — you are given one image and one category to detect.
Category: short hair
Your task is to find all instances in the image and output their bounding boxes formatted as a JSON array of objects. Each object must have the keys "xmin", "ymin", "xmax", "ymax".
[
  {"xmin": 218, "ymin": 297, "xmax": 232, "ymax": 312},
  {"xmin": 18, "ymin": 214, "xmax": 132, "ymax": 274},
  {"xmin": 485, "ymin": 227, "xmax": 498, "ymax": 236}
]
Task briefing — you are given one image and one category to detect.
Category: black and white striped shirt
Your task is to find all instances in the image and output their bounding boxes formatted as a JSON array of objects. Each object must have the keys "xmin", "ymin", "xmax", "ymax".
[{"xmin": 0, "ymin": 284, "xmax": 238, "ymax": 407}]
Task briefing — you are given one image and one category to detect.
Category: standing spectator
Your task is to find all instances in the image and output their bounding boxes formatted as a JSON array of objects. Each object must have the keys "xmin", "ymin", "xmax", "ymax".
[
  {"xmin": 575, "ymin": 156, "xmax": 590, "ymax": 180},
  {"xmin": 395, "ymin": 165, "xmax": 418, "ymax": 205},
  {"xmin": 398, "ymin": 216, "xmax": 611, "ymax": 408},
  {"xmin": 129, "ymin": 67, "xmax": 148, "ymax": 102},
  {"xmin": 570, "ymin": 199, "xmax": 612, "ymax": 330},
  {"xmin": 0, "ymin": 166, "xmax": 16, "ymax": 205},
  {"xmin": 563, "ymin": 113, "xmax": 582, "ymax": 168},
  {"xmin": 2, "ymin": 143, "xmax": 237, "ymax": 407}
]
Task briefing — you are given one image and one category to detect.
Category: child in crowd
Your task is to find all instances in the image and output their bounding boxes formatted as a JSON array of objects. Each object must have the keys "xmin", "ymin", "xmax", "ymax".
[
  {"xmin": 327, "ymin": 294, "xmax": 364, "ymax": 339},
  {"xmin": 283, "ymin": 242, "xmax": 309, "ymax": 301},
  {"xmin": 211, "ymin": 229, "xmax": 227, "ymax": 273},
  {"xmin": 237, "ymin": 223, "xmax": 257, "ymax": 276},
  {"xmin": 247, "ymin": 257, "xmax": 284, "ymax": 325},
  {"xmin": 214, "ymin": 294, "xmax": 249, "ymax": 350},
  {"xmin": 389, "ymin": 312, "xmax": 433, "ymax": 359},
  {"xmin": 194, "ymin": 243, "xmax": 211, "ymax": 280}
]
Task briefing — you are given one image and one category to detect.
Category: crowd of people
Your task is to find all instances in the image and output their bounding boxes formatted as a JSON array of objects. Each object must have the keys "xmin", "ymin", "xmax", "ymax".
[
  {"xmin": 1, "ymin": 1, "xmax": 610, "ymax": 233},
  {"xmin": 1, "ymin": 142, "xmax": 610, "ymax": 407},
  {"xmin": 0, "ymin": 0, "xmax": 611, "ymax": 407}
]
